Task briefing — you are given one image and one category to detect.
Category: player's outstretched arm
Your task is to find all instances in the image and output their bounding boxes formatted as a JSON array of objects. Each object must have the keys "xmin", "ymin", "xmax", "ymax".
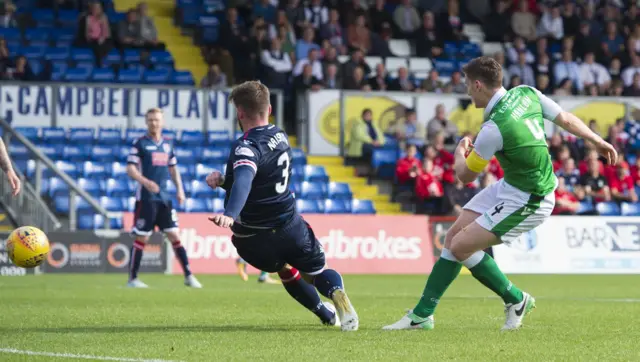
[
  {"xmin": 0, "ymin": 138, "xmax": 20, "ymax": 196},
  {"xmin": 209, "ymin": 167, "xmax": 255, "ymax": 228},
  {"xmin": 552, "ymin": 111, "xmax": 617, "ymax": 165}
]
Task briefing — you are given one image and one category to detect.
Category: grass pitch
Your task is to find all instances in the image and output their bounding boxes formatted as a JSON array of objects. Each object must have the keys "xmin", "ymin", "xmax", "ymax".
[{"xmin": 0, "ymin": 274, "xmax": 639, "ymax": 361}]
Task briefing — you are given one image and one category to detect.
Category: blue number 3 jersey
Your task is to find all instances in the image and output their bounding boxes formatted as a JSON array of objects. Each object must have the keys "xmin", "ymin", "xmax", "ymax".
[{"xmin": 223, "ymin": 125, "xmax": 296, "ymax": 231}]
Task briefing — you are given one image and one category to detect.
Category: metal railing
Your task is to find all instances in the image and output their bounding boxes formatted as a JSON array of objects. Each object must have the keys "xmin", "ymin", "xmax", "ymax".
[{"xmin": 0, "ymin": 118, "xmax": 113, "ymax": 231}]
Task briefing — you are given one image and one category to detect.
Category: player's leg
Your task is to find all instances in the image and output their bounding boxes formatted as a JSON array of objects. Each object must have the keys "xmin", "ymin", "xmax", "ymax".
[
  {"xmin": 236, "ymin": 258, "xmax": 249, "ymax": 281},
  {"xmin": 159, "ymin": 202, "xmax": 202, "ymax": 288},
  {"xmin": 128, "ymin": 201, "xmax": 155, "ymax": 287},
  {"xmin": 257, "ymin": 270, "xmax": 280, "ymax": 284}
]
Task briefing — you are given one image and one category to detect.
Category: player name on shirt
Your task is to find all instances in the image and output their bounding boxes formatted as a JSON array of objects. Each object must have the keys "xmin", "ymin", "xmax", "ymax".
[{"xmin": 267, "ymin": 131, "xmax": 289, "ymax": 151}]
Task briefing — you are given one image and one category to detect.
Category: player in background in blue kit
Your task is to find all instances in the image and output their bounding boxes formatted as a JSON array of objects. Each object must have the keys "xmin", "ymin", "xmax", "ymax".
[
  {"xmin": 205, "ymin": 81, "xmax": 358, "ymax": 331},
  {"xmin": 126, "ymin": 108, "xmax": 202, "ymax": 289},
  {"xmin": 236, "ymin": 258, "xmax": 280, "ymax": 284}
]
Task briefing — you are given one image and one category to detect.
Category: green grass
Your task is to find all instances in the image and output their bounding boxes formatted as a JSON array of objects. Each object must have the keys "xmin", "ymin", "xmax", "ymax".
[{"xmin": 1, "ymin": 274, "xmax": 640, "ymax": 361}]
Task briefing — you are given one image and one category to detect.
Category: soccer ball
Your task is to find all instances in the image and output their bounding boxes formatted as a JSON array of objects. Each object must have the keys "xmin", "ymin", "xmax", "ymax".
[{"xmin": 5, "ymin": 226, "xmax": 50, "ymax": 268}]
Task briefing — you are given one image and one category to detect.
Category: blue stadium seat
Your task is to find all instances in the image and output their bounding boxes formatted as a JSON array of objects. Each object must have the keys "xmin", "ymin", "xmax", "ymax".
[
  {"xmin": 149, "ymin": 50, "xmax": 173, "ymax": 65},
  {"xmin": 291, "ymin": 148, "xmax": 307, "ymax": 165},
  {"xmin": 117, "ymin": 69, "xmax": 143, "ymax": 84},
  {"xmin": 63, "ymin": 145, "xmax": 89, "ymax": 162},
  {"xmin": 174, "ymin": 147, "xmax": 200, "ymax": 164},
  {"xmin": 91, "ymin": 68, "xmax": 116, "ymax": 83},
  {"xmin": 327, "ymin": 182, "xmax": 352, "ymax": 200},
  {"xmin": 98, "ymin": 128, "xmax": 122, "ymax": 145},
  {"xmin": 208, "ymin": 130, "xmax": 231, "ymax": 145},
  {"xmin": 171, "ymin": 70, "xmax": 195, "ymax": 85},
  {"xmin": 443, "ymin": 41, "xmax": 458, "ymax": 56},
  {"xmin": 50, "ymin": 160, "xmax": 78, "ymax": 178},
  {"xmin": 110, "ymin": 161, "xmax": 128, "ymax": 179},
  {"xmin": 125, "ymin": 62, "xmax": 146, "ymax": 72},
  {"xmin": 123, "ymin": 49, "xmax": 142, "ymax": 63},
  {"xmin": 300, "ymin": 181, "xmax": 327, "ymax": 200},
  {"xmin": 90, "ymin": 145, "xmax": 116, "ymax": 162},
  {"xmin": 175, "ymin": 164, "xmax": 195, "ymax": 179},
  {"xmin": 34, "ymin": 145, "xmax": 63, "ymax": 163},
  {"xmin": 212, "ymin": 198, "xmax": 225, "ymax": 213},
  {"xmin": 576, "ymin": 201, "xmax": 594, "ymax": 215},
  {"xmin": 189, "ymin": 180, "xmax": 215, "ymax": 198},
  {"xmin": 83, "ymin": 161, "xmax": 110, "ymax": 179},
  {"xmin": 351, "ymin": 199, "xmax": 376, "ymax": 214},
  {"xmin": 621, "ymin": 202, "xmax": 640, "ymax": 216},
  {"xmin": 44, "ymin": 47, "xmax": 70, "ymax": 62},
  {"xmin": 71, "ymin": 48, "xmax": 95, "ymax": 63},
  {"xmin": 107, "ymin": 10, "xmax": 126, "ymax": 24},
  {"xmin": 105, "ymin": 178, "xmax": 130, "ymax": 197},
  {"xmin": 76, "ymin": 62, "xmax": 95, "ymax": 72},
  {"xmin": 41, "ymin": 127, "xmax": 66, "ymax": 144},
  {"xmin": 125, "ymin": 129, "xmax": 146, "ymax": 144},
  {"xmin": 28, "ymin": 59, "xmax": 44, "ymax": 77},
  {"xmin": 461, "ymin": 43, "xmax": 482, "ymax": 57},
  {"xmin": 195, "ymin": 163, "xmax": 217, "ymax": 179},
  {"xmin": 179, "ymin": 130, "xmax": 205, "ymax": 146},
  {"xmin": 48, "ymin": 177, "xmax": 69, "ymax": 197},
  {"xmin": 53, "ymin": 195, "xmax": 93, "ymax": 214},
  {"xmin": 99, "ymin": 196, "xmax": 125, "ymax": 211},
  {"xmin": 78, "ymin": 178, "xmax": 103, "ymax": 197},
  {"xmin": 596, "ymin": 202, "xmax": 621, "ymax": 216},
  {"xmin": 201, "ymin": 148, "xmax": 227, "ymax": 163},
  {"xmin": 304, "ymin": 165, "xmax": 329, "ymax": 183},
  {"xmin": 296, "ymin": 199, "xmax": 322, "ymax": 213},
  {"xmin": 14, "ymin": 126, "xmax": 39, "ymax": 142},
  {"xmin": 103, "ymin": 49, "xmax": 122, "ymax": 68},
  {"xmin": 143, "ymin": 69, "xmax": 170, "ymax": 84},
  {"xmin": 124, "ymin": 196, "xmax": 136, "ymax": 212},
  {"xmin": 291, "ymin": 166, "xmax": 305, "ymax": 183},
  {"xmin": 433, "ymin": 58, "xmax": 458, "ymax": 77},
  {"xmin": 198, "ymin": 16, "xmax": 220, "ymax": 44},
  {"xmin": 31, "ymin": 9, "xmax": 55, "ymax": 26},
  {"xmin": 78, "ymin": 214, "xmax": 123, "ymax": 230},
  {"xmin": 372, "ymin": 149, "xmax": 398, "ymax": 179},
  {"xmin": 56, "ymin": 9, "xmax": 79, "ymax": 27},
  {"xmin": 51, "ymin": 61, "xmax": 68, "ymax": 81},
  {"xmin": 162, "ymin": 129, "xmax": 177, "ymax": 143},
  {"xmin": 24, "ymin": 29, "xmax": 50, "ymax": 44},
  {"xmin": 50, "ymin": 28, "xmax": 75, "ymax": 42},
  {"xmin": 9, "ymin": 144, "xmax": 29, "ymax": 160},
  {"xmin": 20, "ymin": 45, "xmax": 46, "ymax": 59},
  {"xmin": 184, "ymin": 198, "xmax": 211, "ymax": 213},
  {"xmin": 69, "ymin": 128, "xmax": 95, "ymax": 144},
  {"xmin": 324, "ymin": 199, "xmax": 351, "ymax": 214},
  {"xmin": 64, "ymin": 67, "xmax": 91, "ymax": 82},
  {"xmin": 0, "ymin": 28, "xmax": 20, "ymax": 41}
]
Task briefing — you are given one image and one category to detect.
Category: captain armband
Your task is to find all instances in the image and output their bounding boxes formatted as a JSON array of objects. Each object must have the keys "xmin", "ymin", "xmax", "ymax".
[{"xmin": 465, "ymin": 151, "xmax": 489, "ymax": 173}]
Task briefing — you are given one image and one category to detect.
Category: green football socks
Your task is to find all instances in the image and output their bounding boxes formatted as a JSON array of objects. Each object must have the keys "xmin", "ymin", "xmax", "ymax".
[
  {"xmin": 412, "ymin": 255, "xmax": 462, "ymax": 318},
  {"xmin": 469, "ymin": 253, "xmax": 523, "ymax": 305}
]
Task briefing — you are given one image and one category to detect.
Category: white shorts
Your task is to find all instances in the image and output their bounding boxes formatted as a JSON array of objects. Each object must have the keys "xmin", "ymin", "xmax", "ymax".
[{"xmin": 463, "ymin": 179, "xmax": 555, "ymax": 245}]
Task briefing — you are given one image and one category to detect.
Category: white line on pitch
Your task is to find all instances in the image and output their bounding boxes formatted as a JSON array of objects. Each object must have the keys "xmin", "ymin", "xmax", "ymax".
[{"xmin": 0, "ymin": 348, "xmax": 184, "ymax": 362}]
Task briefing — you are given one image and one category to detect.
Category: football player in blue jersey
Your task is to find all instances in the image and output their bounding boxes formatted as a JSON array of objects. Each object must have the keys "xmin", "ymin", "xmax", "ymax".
[
  {"xmin": 235, "ymin": 258, "xmax": 280, "ymax": 284},
  {"xmin": 125, "ymin": 108, "xmax": 202, "ymax": 289},
  {"xmin": 205, "ymin": 81, "xmax": 358, "ymax": 331}
]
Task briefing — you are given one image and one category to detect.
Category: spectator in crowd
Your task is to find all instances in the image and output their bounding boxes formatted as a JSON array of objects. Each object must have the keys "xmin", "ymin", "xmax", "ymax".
[
  {"xmin": 553, "ymin": 177, "xmax": 580, "ymax": 215},
  {"xmin": 414, "ymin": 11, "xmax": 443, "ymax": 59},
  {"xmin": 608, "ymin": 79, "xmax": 624, "ymax": 96},
  {"xmin": 492, "ymin": 51, "xmax": 511, "ymax": 88},
  {"xmin": 534, "ymin": 52, "xmax": 552, "ymax": 80},
  {"xmin": 579, "ymin": 51, "xmax": 611, "ymax": 94},
  {"xmin": 602, "ymin": 21, "xmax": 624, "ymax": 61},
  {"xmin": 344, "ymin": 65, "xmax": 370, "ymax": 90},
  {"xmin": 538, "ymin": 4, "xmax": 564, "ymax": 41},
  {"xmin": 507, "ymin": 37, "xmax": 535, "ymax": 65},
  {"xmin": 609, "ymin": 163, "xmax": 638, "ymax": 203},
  {"xmin": 389, "ymin": 108, "xmax": 425, "ymax": 148},
  {"xmin": 284, "ymin": 0, "xmax": 306, "ymax": 35},
  {"xmin": 609, "ymin": 57, "xmax": 622, "ymax": 81},
  {"xmin": 579, "ymin": 149, "xmax": 605, "ymax": 176},
  {"xmin": 631, "ymin": 157, "xmax": 640, "ymax": 188},
  {"xmin": 275, "ymin": 23, "xmax": 297, "ymax": 61},
  {"xmin": 261, "ymin": 38, "xmax": 293, "ymax": 90},
  {"xmin": 253, "ymin": 0, "xmax": 277, "ymax": 24},
  {"xmin": 304, "ymin": 0, "xmax": 329, "ymax": 30},
  {"xmin": 443, "ymin": 178, "xmax": 477, "ymax": 216},
  {"xmin": 557, "ymin": 157, "xmax": 581, "ymax": 191},
  {"xmin": 323, "ymin": 63, "xmax": 342, "ymax": 89},
  {"xmin": 339, "ymin": 0, "xmax": 366, "ymax": 28},
  {"xmin": 622, "ymin": 55, "xmax": 640, "ymax": 87},
  {"xmin": 0, "ymin": 2, "xmax": 17, "ymax": 28},
  {"xmin": 553, "ymin": 78, "xmax": 573, "ymax": 95},
  {"xmin": 548, "ymin": 132, "xmax": 564, "ymax": 160},
  {"xmin": 322, "ymin": 45, "xmax": 339, "ymax": 71},
  {"xmin": 553, "ymin": 49, "xmax": 581, "ymax": 93},
  {"xmin": 2, "ymin": 55, "xmax": 32, "ymax": 81},
  {"xmin": 320, "ymin": 9, "xmax": 345, "ymax": 54},
  {"xmin": 394, "ymin": 0, "xmax": 420, "ymax": 39},
  {"xmin": 438, "ymin": 0, "xmax": 465, "ymax": 41},
  {"xmin": 486, "ymin": 157, "xmax": 504, "ymax": 180},
  {"xmin": 582, "ymin": 5, "xmax": 602, "ymax": 38},
  {"xmin": 293, "ymin": 48, "xmax": 323, "ymax": 80},
  {"xmin": 200, "ymin": 63, "xmax": 227, "ymax": 88},
  {"xmin": 421, "ymin": 69, "xmax": 444, "ymax": 93},
  {"xmin": 369, "ymin": 63, "xmax": 388, "ymax": 91},
  {"xmin": 137, "ymin": 3, "xmax": 165, "ymax": 50},
  {"xmin": 624, "ymin": 4, "xmax": 639, "ymax": 36},
  {"xmin": 512, "ymin": 0, "xmax": 537, "ymax": 41},
  {"xmin": 508, "ymin": 74, "xmax": 522, "ymax": 89},
  {"xmin": 447, "ymin": 71, "xmax": 466, "ymax": 94},
  {"xmin": 415, "ymin": 158, "xmax": 444, "ymax": 205},
  {"xmin": 368, "ymin": 0, "xmax": 392, "ymax": 35},
  {"xmin": 562, "ymin": 1, "xmax": 580, "ymax": 38},
  {"xmin": 395, "ymin": 144, "xmax": 421, "ymax": 186},
  {"xmin": 347, "ymin": 14, "xmax": 371, "ymax": 55},
  {"xmin": 626, "ymin": 23, "xmax": 640, "ymax": 61},
  {"xmin": 574, "ymin": 21, "xmax": 599, "ymax": 59},
  {"xmin": 508, "ymin": 52, "xmax": 536, "ymax": 86},
  {"xmin": 295, "ymin": 26, "xmax": 320, "ymax": 61},
  {"xmin": 427, "ymin": 104, "xmax": 457, "ymax": 144},
  {"xmin": 118, "ymin": 9, "xmax": 143, "ymax": 48},
  {"xmin": 0, "ymin": 38, "xmax": 9, "ymax": 75},
  {"xmin": 293, "ymin": 63, "xmax": 322, "ymax": 92},
  {"xmin": 220, "ymin": 7, "xmax": 251, "ymax": 82},
  {"xmin": 346, "ymin": 108, "xmax": 385, "ymax": 162},
  {"xmin": 553, "ymin": 145, "xmax": 571, "ymax": 172},
  {"xmin": 607, "ymin": 118, "xmax": 630, "ymax": 151},
  {"xmin": 536, "ymin": 74, "xmax": 552, "ymax": 94},
  {"xmin": 343, "ymin": 48, "xmax": 371, "ymax": 80},
  {"xmin": 428, "ymin": 133, "xmax": 455, "ymax": 181},
  {"xmin": 388, "ymin": 67, "xmax": 415, "ymax": 92},
  {"xmin": 578, "ymin": 158, "xmax": 611, "ymax": 203},
  {"xmin": 83, "ymin": 1, "xmax": 112, "ymax": 64},
  {"xmin": 483, "ymin": 0, "xmax": 511, "ymax": 42}
]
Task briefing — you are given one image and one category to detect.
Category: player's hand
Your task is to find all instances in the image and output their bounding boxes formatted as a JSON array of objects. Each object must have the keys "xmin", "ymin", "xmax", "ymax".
[
  {"xmin": 176, "ymin": 190, "xmax": 185, "ymax": 205},
  {"xmin": 206, "ymin": 171, "xmax": 224, "ymax": 189},
  {"xmin": 456, "ymin": 136, "xmax": 473, "ymax": 156},
  {"xmin": 6, "ymin": 169, "xmax": 21, "ymax": 197},
  {"xmin": 594, "ymin": 140, "xmax": 618, "ymax": 165},
  {"xmin": 208, "ymin": 214, "xmax": 234, "ymax": 228},
  {"xmin": 144, "ymin": 180, "xmax": 160, "ymax": 193}
]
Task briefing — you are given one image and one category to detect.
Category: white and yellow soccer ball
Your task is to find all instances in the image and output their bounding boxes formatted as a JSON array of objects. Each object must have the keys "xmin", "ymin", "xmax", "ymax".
[{"xmin": 6, "ymin": 226, "xmax": 50, "ymax": 268}]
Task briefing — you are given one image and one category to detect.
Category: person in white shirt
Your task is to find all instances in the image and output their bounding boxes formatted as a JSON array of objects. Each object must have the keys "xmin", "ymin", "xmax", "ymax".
[
  {"xmin": 507, "ymin": 37, "xmax": 535, "ymax": 65},
  {"xmin": 293, "ymin": 48, "xmax": 324, "ymax": 80},
  {"xmin": 538, "ymin": 5, "xmax": 564, "ymax": 40},
  {"xmin": 553, "ymin": 49, "xmax": 582, "ymax": 92},
  {"xmin": 261, "ymin": 38, "xmax": 293, "ymax": 88},
  {"xmin": 579, "ymin": 51, "xmax": 611, "ymax": 93},
  {"xmin": 507, "ymin": 52, "xmax": 536, "ymax": 86},
  {"xmin": 622, "ymin": 54, "xmax": 640, "ymax": 87},
  {"xmin": 304, "ymin": 0, "xmax": 329, "ymax": 30}
]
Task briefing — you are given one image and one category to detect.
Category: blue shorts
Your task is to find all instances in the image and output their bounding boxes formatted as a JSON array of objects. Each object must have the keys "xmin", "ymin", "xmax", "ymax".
[
  {"xmin": 231, "ymin": 214, "xmax": 326, "ymax": 274},
  {"xmin": 132, "ymin": 200, "xmax": 178, "ymax": 236}
]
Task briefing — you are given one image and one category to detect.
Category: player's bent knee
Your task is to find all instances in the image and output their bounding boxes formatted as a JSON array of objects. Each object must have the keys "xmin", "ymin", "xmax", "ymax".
[{"xmin": 278, "ymin": 266, "xmax": 301, "ymax": 283}]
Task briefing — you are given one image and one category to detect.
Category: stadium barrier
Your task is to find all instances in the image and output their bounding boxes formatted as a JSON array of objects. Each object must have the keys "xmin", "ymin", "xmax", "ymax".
[
  {"xmin": 0, "ymin": 83, "xmax": 285, "ymax": 131},
  {"xmin": 303, "ymin": 90, "xmax": 640, "ymax": 156}
]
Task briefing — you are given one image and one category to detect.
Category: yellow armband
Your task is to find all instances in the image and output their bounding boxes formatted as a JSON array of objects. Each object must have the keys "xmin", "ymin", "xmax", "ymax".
[{"xmin": 465, "ymin": 151, "xmax": 489, "ymax": 173}]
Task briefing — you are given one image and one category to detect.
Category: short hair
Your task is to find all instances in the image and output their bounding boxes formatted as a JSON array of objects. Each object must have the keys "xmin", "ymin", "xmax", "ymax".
[
  {"xmin": 362, "ymin": 108, "xmax": 372, "ymax": 117},
  {"xmin": 146, "ymin": 107, "xmax": 163, "ymax": 117},
  {"xmin": 462, "ymin": 56, "xmax": 503, "ymax": 89},
  {"xmin": 229, "ymin": 81, "xmax": 270, "ymax": 118}
]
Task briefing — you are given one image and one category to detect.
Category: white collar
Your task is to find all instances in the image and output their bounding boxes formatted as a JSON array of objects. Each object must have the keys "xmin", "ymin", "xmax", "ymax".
[{"xmin": 483, "ymin": 87, "xmax": 507, "ymax": 119}]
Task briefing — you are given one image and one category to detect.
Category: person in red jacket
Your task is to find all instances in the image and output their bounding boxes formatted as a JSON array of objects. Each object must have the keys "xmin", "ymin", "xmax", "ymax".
[
  {"xmin": 415, "ymin": 159, "xmax": 444, "ymax": 200},
  {"xmin": 609, "ymin": 163, "xmax": 638, "ymax": 203},
  {"xmin": 553, "ymin": 177, "xmax": 580, "ymax": 215},
  {"xmin": 604, "ymin": 153, "xmax": 628, "ymax": 181},
  {"xmin": 552, "ymin": 145, "xmax": 570, "ymax": 172},
  {"xmin": 486, "ymin": 157, "xmax": 504, "ymax": 180},
  {"xmin": 395, "ymin": 144, "xmax": 421, "ymax": 185},
  {"xmin": 630, "ymin": 157, "xmax": 640, "ymax": 187},
  {"xmin": 578, "ymin": 149, "xmax": 605, "ymax": 176}
]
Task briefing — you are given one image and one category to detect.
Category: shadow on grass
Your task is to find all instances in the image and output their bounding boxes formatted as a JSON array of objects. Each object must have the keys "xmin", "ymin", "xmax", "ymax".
[{"xmin": 3, "ymin": 324, "xmax": 331, "ymax": 334}]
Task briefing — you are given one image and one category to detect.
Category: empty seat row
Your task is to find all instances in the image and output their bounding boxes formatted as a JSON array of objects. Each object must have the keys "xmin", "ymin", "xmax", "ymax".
[
  {"xmin": 582, "ymin": 202, "xmax": 640, "ymax": 216},
  {"xmin": 8, "ymin": 47, "xmax": 173, "ymax": 65}
]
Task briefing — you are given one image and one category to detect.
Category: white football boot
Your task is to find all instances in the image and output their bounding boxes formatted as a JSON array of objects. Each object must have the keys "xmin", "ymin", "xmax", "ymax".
[
  {"xmin": 185, "ymin": 275, "xmax": 203, "ymax": 288},
  {"xmin": 127, "ymin": 279, "xmax": 149, "ymax": 288},
  {"xmin": 331, "ymin": 289, "xmax": 359, "ymax": 331},
  {"xmin": 502, "ymin": 292, "xmax": 536, "ymax": 331},
  {"xmin": 322, "ymin": 301, "xmax": 341, "ymax": 327},
  {"xmin": 382, "ymin": 310, "xmax": 434, "ymax": 330}
]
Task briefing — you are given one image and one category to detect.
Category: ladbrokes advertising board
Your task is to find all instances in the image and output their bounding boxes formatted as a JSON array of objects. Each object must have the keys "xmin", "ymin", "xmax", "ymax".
[
  {"xmin": 493, "ymin": 216, "xmax": 640, "ymax": 274},
  {"xmin": 123, "ymin": 213, "xmax": 435, "ymax": 274}
]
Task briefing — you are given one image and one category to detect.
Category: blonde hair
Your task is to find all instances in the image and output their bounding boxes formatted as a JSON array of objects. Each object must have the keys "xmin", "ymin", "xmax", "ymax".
[
  {"xmin": 146, "ymin": 107, "xmax": 163, "ymax": 117},
  {"xmin": 229, "ymin": 81, "xmax": 270, "ymax": 118}
]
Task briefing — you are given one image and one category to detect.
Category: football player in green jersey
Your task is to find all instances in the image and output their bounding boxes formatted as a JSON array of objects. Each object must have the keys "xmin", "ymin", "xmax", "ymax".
[{"xmin": 383, "ymin": 56, "xmax": 617, "ymax": 331}]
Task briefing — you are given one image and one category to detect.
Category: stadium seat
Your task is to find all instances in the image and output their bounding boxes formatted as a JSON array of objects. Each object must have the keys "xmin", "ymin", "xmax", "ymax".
[
  {"xmin": 328, "ymin": 182, "xmax": 353, "ymax": 200},
  {"xmin": 90, "ymin": 145, "xmax": 116, "ymax": 162},
  {"xmin": 364, "ymin": 56, "xmax": 383, "ymax": 72},
  {"xmin": 389, "ymin": 39, "xmax": 411, "ymax": 57},
  {"xmin": 69, "ymin": 128, "xmax": 95, "ymax": 144},
  {"xmin": 63, "ymin": 145, "xmax": 89, "ymax": 162},
  {"xmin": 324, "ymin": 199, "xmax": 351, "ymax": 214},
  {"xmin": 189, "ymin": 179, "xmax": 215, "ymax": 198},
  {"xmin": 372, "ymin": 149, "xmax": 398, "ymax": 179},
  {"xmin": 14, "ymin": 126, "xmax": 39, "ymax": 142},
  {"xmin": 211, "ymin": 198, "xmax": 225, "ymax": 213},
  {"xmin": 99, "ymin": 196, "xmax": 125, "ymax": 212},
  {"xmin": 9, "ymin": 144, "xmax": 29, "ymax": 160},
  {"xmin": 195, "ymin": 163, "xmax": 217, "ymax": 179},
  {"xmin": 208, "ymin": 131, "xmax": 231, "ymax": 145},
  {"xmin": 143, "ymin": 69, "xmax": 170, "ymax": 84},
  {"xmin": 163, "ymin": 179, "xmax": 178, "ymax": 199},
  {"xmin": 103, "ymin": 49, "xmax": 122, "ymax": 68},
  {"xmin": 124, "ymin": 196, "xmax": 136, "ymax": 212},
  {"xmin": 576, "ymin": 201, "xmax": 595, "ymax": 215},
  {"xmin": 621, "ymin": 202, "xmax": 640, "ymax": 216},
  {"xmin": 149, "ymin": 50, "xmax": 174, "ymax": 65},
  {"xmin": 27, "ymin": 59, "xmax": 43, "ymax": 77},
  {"xmin": 64, "ymin": 67, "xmax": 91, "ymax": 82},
  {"xmin": 184, "ymin": 198, "xmax": 211, "ymax": 213},
  {"xmin": 175, "ymin": 164, "xmax": 195, "ymax": 179},
  {"xmin": 41, "ymin": 127, "xmax": 66, "ymax": 144},
  {"xmin": 20, "ymin": 45, "xmax": 46, "ymax": 59},
  {"xmin": 125, "ymin": 129, "xmax": 146, "ymax": 144},
  {"xmin": 115, "ymin": 145, "xmax": 130, "ymax": 162},
  {"xmin": 31, "ymin": 9, "xmax": 55, "ymax": 27},
  {"xmin": 300, "ymin": 181, "xmax": 327, "ymax": 200},
  {"xmin": 51, "ymin": 160, "xmax": 79, "ymax": 178},
  {"xmin": 174, "ymin": 147, "xmax": 201, "ymax": 164},
  {"xmin": 443, "ymin": 41, "xmax": 459, "ymax": 56},
  {"xmin": 433, "ymin": 58, "xmax": 458, "ymax": 77},
  {"xmin": 352, "ymin": 199, "xmax": 376, "ymax": 214},
  {"xmin": 304, "ymin": 165, "xmax": 329, "ymax": 183},
  {"xmin": 24, "ymin": 29, "xmax": 50, "ymax": 45},
  {"xmin": 296, "ymin": 199, "xmax": 323, "ymax": 213},
  {"xmin": 78, "ymin": 178, "xmax": 103, "ymax": 197},
  {"xmin": 201, "ymin": 148, "xmax": 227, "ymax": 163},
  {"xmin": 125, "ymin": 62, "xmax": 146, "ymax": 72},
  {"xmin": 105, "ymin": 178, "xmax": 130, "ymax": 197},
  {"xmin": 291, "ymin": 148, "xmax": 307, "ymax": 165},
  {"xmin": 385, "ymin": 57, "xmax": 408, "ymax": 75},
  {"xmin": 91, "ymin": 68, "xmax": 116, "ymax": 83},
  {"xmin": 84, "ymin": 161, "xmax": 110, "ymax": 179},
  {"xmin": 78, "ymin": 214, "xmax": 123, "ymax": 230},
  {"xmin": 171, "ymin": 70, "xmax": 195, "ymax": 85},
  {"xmin": 461, "ymin": 42, "xmax": 482, "ymax": 57},
  {"xmin": 71, "ymin": 48, "xmax": 95, "ymax": 63},
  {"xmin": 290, "ymin": 166, "xmax": 304, "ymax": 183},
  {"xmin": 123, "ymin": 49, "xmax": 142, "ymax": 63},
  {"xmin": 117, "ymin": 69, "xmax": 143, "ymax": 84},
  {"xmin": 48, "ymin": 177, "xmax": 69, "ymax": 197},
  {"xmin": 0, "ymin": 28, "xmax": 20, "ymax": 41},
  {"xmin": 51, "ymin": 61, "xmax": 68, "ymax": 81},
  {"xmin": 179, "ymin": 130, "xmax": 205, "ymax": 146},
  {"xmin": 37, "ymin": 144, "xmax": 63, "ymax": 161},
  {"xmin": 44, "ymin": 47, "xmax": 71, "ymax": 62},
  {"xmin": 57, "ymin": 9, "xmax": 80, "ymax": 27},
  {"xmin": 97, "ymin": 129, "xmax": 122, "ymax": 145},
  {"xmin": 596, "ymin": 202, "xmax": 621, "ymax": 216},
  {"xmin": 409, "ymin": 57, "xmax": 433, "ymax": 78}
]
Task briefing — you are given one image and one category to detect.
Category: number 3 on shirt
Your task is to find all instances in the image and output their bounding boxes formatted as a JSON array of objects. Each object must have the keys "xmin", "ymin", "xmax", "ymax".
[
  {"xmin": 275, "ymin": 152, "xmax": 290, "ymax": 194},
  {"xmin": 525, "ymin": 118, "xmax": 545, "ymax": 140}
]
